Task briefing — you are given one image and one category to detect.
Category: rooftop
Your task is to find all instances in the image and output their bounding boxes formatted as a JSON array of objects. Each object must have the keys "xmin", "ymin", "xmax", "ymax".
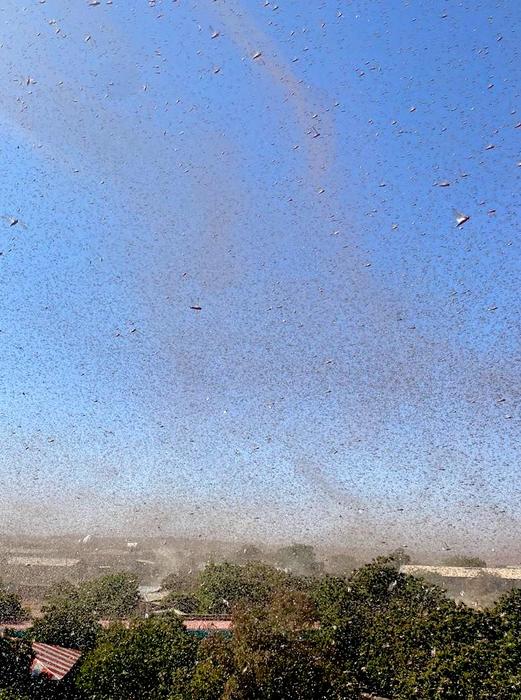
[
  {"xmin": 183, "ymin": 618, "xmax": 232, "ymax": 632},
  {"xmin": 31, "ymin": 642, "xmax": 82, "ymax": 680}
]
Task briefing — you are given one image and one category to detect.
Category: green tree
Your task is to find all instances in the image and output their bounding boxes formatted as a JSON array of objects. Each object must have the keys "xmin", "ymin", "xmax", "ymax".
[
  {"xmin": 43, "ymin": 574, "xmax": 139, "ymax": 621},
  {"xmin": 32, "ymin": 572, "xmax": 138, "ymax": 652},
  {"xmin": 9, "ymin": 554, "xmax": 521, "ymax": 699},
  {"xmin": 493, "ymin": 586, "xmax": 521, "ymax": 624},
  {"xmin": 32, "ymin": 605, "xmax": 99, "ymax": 651},
  {"xmin": 198, "ymin": 562, "xmax": 297, "ymax": 615},
  {"xmin": 169, "ymin": 635, "xmax": 234, "ymax": 700},
  {"xmin": 76, "ymin": 614, "xmax": 197, "ymax": 700},
  {"xmin": 0, "ymin": 582, "xmax": 27, "ymax": 623},
  {"xmin": 161, "ymin": 570, "xmax": 199, "ymax": 613},
  {"xmin": 311, "ymin": 560, "xmax": 521, "ymax": 699},
  {"xmin": 267, "ymin": 589, "xmax": 317, "ymax": 633},
  {"xmin": 311, "ymin": 574, "xmax": 365, "ymax": 673},
  {"xmin": 222, "ymin": 594, "xmax": 358, "ymax": 699},
  {"xmin": 172, "ymin": 581, "xmax": 360, "ymax": 699},
  {"xmin": 32, "ymin": 588, "xmax": 100, "ymax": 651},
  {"xmin": 0, "ymin": 637, "xmax": 32, "ymax": 694},
  {"xmin": 477, "ymin": 588, "xmax": 521, "ymax": 697},
  {"xmin": 348, "ymin": 558, "xmax": 456, "ymax": 697},
  {"xmin": 41, "ymin": 581, "xmax": 80, "ymax": 610},
  {"xmin": 81, "ymin": 573, "xmax": 139, "ymax": 619}
]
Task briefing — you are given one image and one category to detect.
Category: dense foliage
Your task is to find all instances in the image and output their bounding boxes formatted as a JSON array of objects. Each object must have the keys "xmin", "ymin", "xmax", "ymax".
[
  {"xmin": 0, "ymin": 581, "xmax": 27, "ymax": 623},
  {"xmin": 30, "ymin": 573, "xmax": 138, "ymax": 652},
  {"xmin": 77, "ymin": 614, "xmax": 197, "ymax": 699},
  {"xmin": 0, "ymin": 638, "xmax": 32, "ymax": 693},
  {"xmin": 79, "ymin": 573, "xmax": 140, "ymax": 620},
  {"xmin": 2, "ymin": 555, "xmax": 521, "ymax": 698},
  {"xmin": 197, "ymin": 562, "xmax": 302, "ymax": 615},
  {"xmin": 31, "ymin": 602, "xmax": 99, "ymax": 652}
]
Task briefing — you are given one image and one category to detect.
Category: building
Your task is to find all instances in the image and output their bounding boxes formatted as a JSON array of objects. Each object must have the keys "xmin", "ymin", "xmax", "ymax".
[
  {"xmin": 400, "ymin": 565, "xmax": 521, "ymax": 580},
  {"xmin": 31, "ymin": 642, "xmax": 82, "ymax": 681}
]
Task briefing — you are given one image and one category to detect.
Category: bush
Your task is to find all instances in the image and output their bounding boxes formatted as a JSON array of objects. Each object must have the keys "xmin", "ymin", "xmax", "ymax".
[
  {"xmin": 80, "ymin": 573, "xmax": 139, "ymax": 619},
  {"xmin": 0, "ymin": 637, "xmax": 32, "ymax": 694},
  {"xmin": 76, "ymin": 614, "xmax": 197, "ymax": 700},
  {"xmin": 0, "ymin": 582, "xmax": 27, "ymax": 623},
  {"xmin": 31, "ymin": 603, "xmax": 100, "ymax": 651},
  {"xmin": 198, "ymin": 562, "xmax": 299, "ymax": 615}
]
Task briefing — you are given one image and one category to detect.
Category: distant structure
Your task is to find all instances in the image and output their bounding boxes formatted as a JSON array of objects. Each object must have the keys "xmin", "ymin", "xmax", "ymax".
[
  {"xmin": 401, "ymin": 565, "xmax": 521, "ymax": 580},
  {"xmin": 183, "ymin": 618, "xmax": 232, "ymax": 634},
  {"xmin": 138, "ymin": 585, "xmax": 170, "ymax": 604},
  {"xmin": 0, "ymin": 621, "xmax": 33, "ymax": 638},
  {"xmin": 7, "ymin": 557, "xmax": 80, "ymax": 568},
  {"xmin": 3, "ymin": 556, "xmax": 84, "ymax": 592}
]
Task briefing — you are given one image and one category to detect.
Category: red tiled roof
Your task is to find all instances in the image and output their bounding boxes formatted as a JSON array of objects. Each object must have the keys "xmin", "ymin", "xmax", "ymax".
[
  {"xmin": 183, "ymin": 618, "xmax": 232, "ymax": 632},
  {"xmin": 31, "ymin": 642, "xmax": 82, "ymax": 680},
  {"xmin": 0, "ymin": 621, "xmax": 33, "ymax": 632}
]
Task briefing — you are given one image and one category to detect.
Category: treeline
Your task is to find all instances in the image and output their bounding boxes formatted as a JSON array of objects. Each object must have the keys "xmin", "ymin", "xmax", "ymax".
[{"xmin": 1, "ymin": 553, "xmax": 521, "ymax": 698}]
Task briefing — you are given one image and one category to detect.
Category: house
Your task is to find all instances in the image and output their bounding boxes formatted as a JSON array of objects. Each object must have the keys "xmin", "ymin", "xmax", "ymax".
[
  {"xmin": 183, "ymin": 618, "xmax": 232, "ymax": 634},
  {"xmin": 0, "ymin": 621, "xmax": 33, "ymax": 638},
  {"xmin": 31, "ymin": 642, "xmax": 82, "ymax": 680}
]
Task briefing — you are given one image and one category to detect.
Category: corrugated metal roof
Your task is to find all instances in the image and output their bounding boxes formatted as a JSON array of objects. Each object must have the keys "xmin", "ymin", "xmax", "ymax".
[{"xmin": 31, "ymin": 642, "xmax": 82, "ymax": 680}]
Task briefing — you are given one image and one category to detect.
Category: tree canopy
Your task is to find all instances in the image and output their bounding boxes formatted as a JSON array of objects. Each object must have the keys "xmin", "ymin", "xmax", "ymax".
[
  {"xmin": 0, "ymin": 583, "xmax": 27, "ymax": 624},
  {"xmin": 197, "ymin": 562, "xmax": 299, "ymax": 615},
  {"xmin": 77, "ymin": 614, "xmax": 197, "ymax": 700},
  {"xmin": 31, "ymin": 572, "xmax": 139, "ymax": 651},
  {"xmin": 2, "ymin": 558, "xmax": 521, "ymax": 698},
  {"xmin": 0, "ymin": 638, "xmax": 32, "ymax": 697}
]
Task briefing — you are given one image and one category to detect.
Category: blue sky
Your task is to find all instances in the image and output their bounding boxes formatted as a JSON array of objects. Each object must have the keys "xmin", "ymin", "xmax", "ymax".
[{"xmin": 0, "ymin": 0, "xmax": 519, "ymax": 555}]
